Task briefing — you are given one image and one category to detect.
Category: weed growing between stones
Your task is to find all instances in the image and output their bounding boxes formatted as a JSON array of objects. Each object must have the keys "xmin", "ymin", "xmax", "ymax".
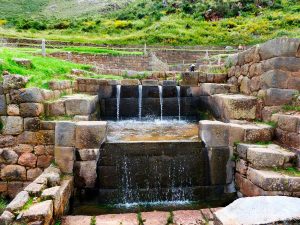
[
  {"xmin": 167, "ymin": 211, "xmax": 174, "ymax": 225},
  {"xmin": 90, "ymin": 216, "xmax": 96, "ymax": 225},
  {"xmin": 0, "ymin": 198, "xmax": 7, "ymax": 214},
  {"xmin": 273, "ymin": 167, "xmax": 300, "ymax": 177},
  {"xmin": 137, "ymin": 212, "xmax": 144, "ymax": 225},
  {"xmin": 255, "ymin": 141, "xmax": 273, "ymax": 146},
  {"xmin": 54, "ymin": 219, "xmax": 61, "ymax": 225},
  {"xmin": 22, "ymin": 197, "xmax": 35, "ymax": 211},
  {"xmin": 255, "ymin": 120, "xmax": 277, "ymax": 128},
  {"xmin": 282, "ymin": 105, "xmax": 300, "ymax": 112}
]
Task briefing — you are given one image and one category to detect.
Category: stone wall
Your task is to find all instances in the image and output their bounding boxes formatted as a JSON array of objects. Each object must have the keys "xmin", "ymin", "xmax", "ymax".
[{"xmin": 227, "ymin": 38, "xmax": 300, "ymax": 107}]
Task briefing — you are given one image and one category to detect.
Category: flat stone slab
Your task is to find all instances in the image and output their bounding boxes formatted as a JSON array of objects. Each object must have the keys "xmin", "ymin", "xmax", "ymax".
[
  {"xmin": 173, "ymin": 210, "xmax": 205, "ymax": 225},
  {"xmin": 142, "ymin": 211, "xmax": 169, "ymax": 225},
  {"xmin": 62, "ymin": 216, "xmax": 91, "ymax": 225},
  {"xmin": 96, "ymin": 213, "xmax": 138, "ymax": 225},
  {"xmin": 215, "ymin": 196, "xmax": 300, "ymax": 225}
]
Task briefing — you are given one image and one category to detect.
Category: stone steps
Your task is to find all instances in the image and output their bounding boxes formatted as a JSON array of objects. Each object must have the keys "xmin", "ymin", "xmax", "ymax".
[
  {"xmin": 61, "ymin": 208, "xmax": 222, "ymax": 225},
  {"xmin": 198, "ymin": 83, "xmax": 237, "ymax": 96},
  {"xmin": 211, "ymin": 94, "xmax": 257, "ymax": 121}
]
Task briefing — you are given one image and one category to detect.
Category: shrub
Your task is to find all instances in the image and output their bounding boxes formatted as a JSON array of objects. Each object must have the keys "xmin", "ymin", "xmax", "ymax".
[
  {"xmin": 114, "ymin": 20, "xmax": 132, "ymax": 29},
  {"xmin": 0, "ymin": 19, "xmax": 7, "ymax": 26},
  {"xmin": 53, "ymin": 21, "xmax": 71, "ymax": 29}
]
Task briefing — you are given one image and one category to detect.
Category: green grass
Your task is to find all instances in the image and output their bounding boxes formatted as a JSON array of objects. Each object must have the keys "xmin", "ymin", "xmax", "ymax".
[
  {"xmin": 274, "ymin": 167, "xmax": 300, "ymax": 177},
  {"xmin": 255, "ymin": 141, "xmax": 273, "ymax": 146},
  {"xmin": 0, "ymin": 47, "xmax": 123, "ymax": 88},
  {"xmin": 282, "ymin": 105, "xmax": 300, "ymax": 112},
  {"xmin": 62, "ymin": 46, "xmax": 143, "ymax": 56},
  {"xmin": 255, "ymin": 120, "xmax": 277, "ymax": 128},
  {"xmin": 0, "ymin": 198, "xmax": 7, "ymax": 214},
  {"xmin": 90, "ymin": 216, "xmax": 96, "ymax": 225},
  {"xmin": 22, "ymin": 197, "xmax": 34, "ymax": 211}
]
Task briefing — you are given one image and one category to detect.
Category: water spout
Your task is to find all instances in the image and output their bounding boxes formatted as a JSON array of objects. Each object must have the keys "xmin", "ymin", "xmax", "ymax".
[
  {"xmin": 176, "ymin": 86, "xmax": 181, "ymax": 121},
  {"xmin": 116, "ymin": 85, "xmax": 121, "ymax": 121},
  {"xmin": 158, "ymin": 86, "xmax": 163, "ymax": 120},
  {"xmin": 138, "ymin": 85, "xmax": 143, "ymax": 120}
]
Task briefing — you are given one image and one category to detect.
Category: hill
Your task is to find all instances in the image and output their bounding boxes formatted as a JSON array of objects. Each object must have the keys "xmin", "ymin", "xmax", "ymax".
[{"xmin": 0, "ymin": 0, "xmax": 299, "ymax": 46}]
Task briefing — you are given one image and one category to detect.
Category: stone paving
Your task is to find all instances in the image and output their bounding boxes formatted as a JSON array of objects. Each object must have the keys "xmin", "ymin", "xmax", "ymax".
[{"xmin": 62, "ymin": 208, "xmax": 221, "ymax": 225}]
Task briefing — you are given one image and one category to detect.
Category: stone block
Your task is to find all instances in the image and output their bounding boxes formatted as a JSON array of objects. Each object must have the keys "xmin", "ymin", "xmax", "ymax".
[
  {"xmin": 141, "ymin": 211, "xmax": 169, "ymax": 225},
  {"xmin": 261, "ymin": 70, "xmax": 290, "ymax": 89},
  {"xmin": 55, "ymin": 122, "xmax": 76, "ymax": 147},
  {"xmin": 161, "ymin": 80, "xmax": 177, "ymax": 86},
  {"xmin": 98, "ymin": 85, "xmax": 113, "ymax": 99},
  {"xmin": 236, "ymin": 159, "xmax": 248, "ymax": 176},
  {"xmin": 181, "ymin": 72, "xmax": 199, "ymax": 86},
  {"xmin": 45, "ymin": 100, "xmax": 66, "ymax": 117},
  {"xmin": 20, "ymin": 103, "xmax": 44, "ymax": 117},
  {"xmin": 0, "ymin": 210, "xmax": 14, "ymax": 225},
  {"xmin": 41, "ymin": 186, "xmax": 61, "ymax": 216},
  {"xmin": 24, "ymin": 182, "xmax": 46, "ymax": 196},
  {"xmin": 62, "ymin": 216, "xmax": 92, "ymax": 225},
  {"xmin": 75, "ymin": 121, "xmax": 107, "ymax": 149},
  {"xmin": 57, "ymin": 177, "xmax": 73, "ymax": 216},
  {"xmin": 6, "ymin": 191, "xmax": 29, "ymax": 212},
  {"xmin": 96, "ymin": 213, "xmax": 139, "ymax": 225},
  {"xmin": 264, "ymin": 88, "xmax": 298, "ymax": 106},
  {"xmin": 0, "ymin": 135, "xmax": 16, "ymax": 148},
  {"xmin": 18, "ymin": 153, "xmax": 37, "ymax": 168},
  {"xmin": 262, "ymin": 57, "xmax": 300, "ymax": 72},
  {"xmin": 142, "ymin": 79, "xmax": 159, "ymax": 86},
  {"xmin": 74, "ymin": 161, "xmax": 97, "ymax": 188},
  {"xmin": 56, "ymin": 159, "xmax": 74, "ymax": 174},
  {"xmin": 173, "ymin": 210, "xmax": 205, "ymax": 225},
  {"xmin": 199, "ymin": 120, "xmax": 229, "ymax": 147},
  {"xmin": 1, "ymin": 165, "xmax": 26, "ymax": 181},
  {"xmin": 27, "ymin": 168, "xmax": 43, "ymax": 181},
  {"xmin": 21, "ymin": 200, "xmax": 53, "ymax": 225},
  {"xmin": 212, "ymin": 94, "xmax": 257, "ymax": 121},
  {"xmin": 247, "ymin": 167, "xmax": 300, "ymax": 192},
  {"xmin": 120, "ymin": 79, "xmax": 140, "ymax": 86},
  {"xmin": 73, "ymin": 115, "xmax": 90, "ymax": 121},
  {"xmin": 41, "ymin": 89, "xmax": 54, "ymax": 101},
  {"xmin": 7, "ymin": 181, "xmax": 24, "ymax": 199},
  {"xmin": 64, "ymin": 95, "xmax": 97, "ymax": 116},
  {"xmin": 3, "ymin": 75, "xmax": 28, "ymax": 92},
  {"xmin": 0, "ymin": 148, "xmax": 18, "ymax": 164},
  {"xmin": 24, "ymin": 117, "xmax": 41, "ymax": 131},
  {"xmin": 37, "ymin": 155, "xmax": 53, "ymax": 168},
  {"xmin": 240, "ymin": 76, "xmax": 251, "ymax": 95},
  {"xmin": 40, "ymin": 121, "xmax": 56, "ymax": 130},
  {"xmin": 55, "ymin": 147, "xmax": 75, "ymax": 161},
  {"xmin": 0, "ymin": 95, "xmax": 6, "ymax": 116},
  {"xmin": 7, "ymin": 104, "xmax": 19, "ymax": 116},
  {"xmin": 0, "ymin": 116, "xmax": 23, "ymax": 135},
  {"xmin": 277, "ymin": 114, "xmax": 300, "ymax": 133},
  {"xmin": 11, "ymin": 88, "xmax": 44, "ymax": 103},
  {"xmin": 259, "ymin": 38, "xmax": 300, "ymax": 60},
  {"xmin": 199, "ymin": 83, "xmax": 235, "ymax": 96},
  {"xmin": 76, "ymin": 149, "xmax": 99, "ymax": 161}
]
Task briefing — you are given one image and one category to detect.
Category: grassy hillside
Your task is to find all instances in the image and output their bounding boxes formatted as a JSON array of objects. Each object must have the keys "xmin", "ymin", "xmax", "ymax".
[{"xmin": 0, "ymin": 0, "xmax": 299, "ymax": 46}]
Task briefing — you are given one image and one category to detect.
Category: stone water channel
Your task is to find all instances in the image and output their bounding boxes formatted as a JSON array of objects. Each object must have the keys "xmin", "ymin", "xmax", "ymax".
[{"xmin": 71, "ymin": 82, "xmax": 234, "ymax": 215}]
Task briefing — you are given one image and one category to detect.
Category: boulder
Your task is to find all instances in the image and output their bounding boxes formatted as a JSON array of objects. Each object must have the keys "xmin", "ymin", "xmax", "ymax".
[
  {"xmin": 10, "ymin": 88, "xmax": 44, "ymax": 103},
  {"xmin": 27, "ymin": 168, "xmax": 43, "ymax": 181},
  {"xmin": 18, "ymin": 153, "xmax": 37, "ymax": 168},
  {"xmin": 0, "ymin": 210, "xmax": 15, "ymax": 224},
  {"xmin": 7, "ymin": 104, "xmax": 19, "ymax": 116},
  {"xmin": 1, "ymin": 165, "xmax": 26, "ymax": 181},
  {"xmin": 264, "ymin": 88, "xmax": 298, "ymax": 106},
  {"xmin": 37, "ymin": 155, "xmax": 53, "ymax": 168},
  {"xmin": 24, "ymin": 182, "xmax": 46, "ymax": 196},
  {"xmin": 75, "ymin": 121, "xmax": 107, "ymax": 149},
  {"xmin": 0, "ymin": 116, "xmax": 23, "ymax": 135},
  {"xmin": 63, "ymin": 95, "xmax": 97, "ymax": 116},
  {"xmin": 261, "ymin": 70, "xmax": 290, "ymax": 89},
  {"xmin": 240, "ymin": 77, "xmax": 251, "ymax": 95},
  {"xmin": 0, "ymin": 95, "xmax": 7, "ymax": 116},
  {"xmin": 199, "ymin": 120, "xmax": 229, "ymax": 147},
  {"xmin": 6, "ymin": 191, "xmax": 29, "ymax": 212},
  {"xmin": 19, "ymin": 103, "xmax": 44, "ymax": 117},
  {"xmin": 215, "ymin": 196, "xmax": 300, "ymax": 225},
  {"xmin": 55, "ymin": 122, "xmax": 76, "ymax": 147},
  {"xmin": 0, "ymin": 148, "xmax": 19, "ymax": 164},
  {"xmin": 3, "ymin": 75, "xmax": 28, "ymax": 92},
  {"xmin": 12, "ymin": 58, "xmax": 32, "ymax": 68},
  {"xmin": 21, "ymin": 200, "xmax": 53, "ymax": 225},
  {"xmin": 262, "ymin": 57, "xmax": 300, "ymax": 72}
]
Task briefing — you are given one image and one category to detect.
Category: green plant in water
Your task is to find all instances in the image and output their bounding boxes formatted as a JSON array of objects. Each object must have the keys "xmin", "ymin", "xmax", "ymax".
[{"xmin": 90, "ymin": 216, "xmax": 96, "ymax": 225}]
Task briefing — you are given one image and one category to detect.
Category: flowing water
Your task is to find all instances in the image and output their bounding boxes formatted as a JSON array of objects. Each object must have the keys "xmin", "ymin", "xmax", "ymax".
[
  {"xmin": 158, "ymin": 86, "xmax": 163, "ymax": 120},
  {"xmin": 176, "ymin": 86, "xmax": 181, "ymax": 120},
  {"xmin": 138, "ymin": 85, "xmax": 143, "ymax": 120},
  {"xmin": 116, "ymin": 85, "xmax": 121, "ymax": 120}
]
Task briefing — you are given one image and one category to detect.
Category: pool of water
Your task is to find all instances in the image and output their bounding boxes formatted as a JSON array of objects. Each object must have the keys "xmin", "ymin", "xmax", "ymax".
[{"xmin": 107, "ymin": 119, "xmax": 199, "ymax": 142}]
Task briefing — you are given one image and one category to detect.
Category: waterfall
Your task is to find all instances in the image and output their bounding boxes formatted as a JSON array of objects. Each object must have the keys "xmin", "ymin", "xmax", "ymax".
[
  {"xmin": 176, "ymin": 86, "xmax": 181, "ymax": 121},
  {"xmin": 158, "ymin": 86, "xmax": 163, "ymax": 120},
  {"xmin": 138, "ymin": 85, "xmax": 143, "ymax": 120},
  {"xmin": 116, "ymin": 85, "xmax": 121, "ymax": 121}
]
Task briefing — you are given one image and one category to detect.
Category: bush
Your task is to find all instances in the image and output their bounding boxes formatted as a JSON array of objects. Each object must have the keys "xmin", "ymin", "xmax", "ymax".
[
  {"xmin": 53, "ymin": 21, "xmax": 71, "ymax": 29},
  {"xmin": 0, "ymin": 19, "xmax": 7, "ymax": 26},
  {"xmin": 114, "ymin": 20, "xmax": 132, "ymax": 29}
]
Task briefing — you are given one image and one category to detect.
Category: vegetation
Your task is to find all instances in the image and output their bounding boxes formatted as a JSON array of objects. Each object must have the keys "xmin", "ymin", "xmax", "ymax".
[
  {"xmin": 282, "ymin": 105, "xmax": 300, "ymax": 112},
  {"xmin": 22, "ymin": 197, "xmax": 35, "ymax": 210},
  {"xmin": 62, "ymin": 46, "xmax": 143, "ymax": 56},
  {"xmin": 0, "ymin": 47, "xmax": 122, "ymax": 88},
  {"xmin": 273, "ymin": 167, "xmax": 300, "ymax": 177},
  {"xmin": 0, "ymin": 0, "xmax": 299, "ymax": 46},
  {"xmin": 0, "ymin": 198, "xmax": 7, "ymax": 214},
  {"xmin": 90, "ymin": 216, "xmax": 96, "ymax": 225},
  {"xmin": 167, "ymin": 211, "xmax": 174, "ymax": 225}
]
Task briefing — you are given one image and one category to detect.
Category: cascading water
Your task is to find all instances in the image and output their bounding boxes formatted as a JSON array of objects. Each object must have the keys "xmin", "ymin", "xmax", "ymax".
[
  {"xmin": 116, "ymin": 85, "xmax": 121, "ymax": 121},
  {"xmin": 138, "ymin": 85, "xmax": 143, "ymax": 120},
  {"xmin": 158, "ymin": 86, "xmax": 163, "ymax": 120},
  {"xmin": 176, "ymin": 86, "xmax": 181, "ymax": 121}
]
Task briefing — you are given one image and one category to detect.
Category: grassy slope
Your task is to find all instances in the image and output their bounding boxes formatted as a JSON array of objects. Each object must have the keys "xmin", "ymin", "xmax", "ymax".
[{"xmin": 0, "ymin": 48, "xmax": 122, "ymax": 88}]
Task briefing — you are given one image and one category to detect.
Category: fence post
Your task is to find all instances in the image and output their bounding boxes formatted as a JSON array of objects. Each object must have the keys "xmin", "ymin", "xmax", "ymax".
[{"xmin": 41, "ymin": 39, "xmax": 46, "ymax": 57}]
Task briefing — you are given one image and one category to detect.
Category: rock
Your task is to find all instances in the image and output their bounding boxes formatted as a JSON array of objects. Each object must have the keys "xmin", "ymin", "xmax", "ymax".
[
  {"xmin": 6, "ymin": 191, "xmax": 29, "ymax": 212},
  {"xmin": 199, "ymin": 83, "xmax": 236, "ymax": 96},
  {"xmin": 161, "ymin": 80, "xmax": 177, "ymax": 86},
  {"xmin": 64, "ymin": 94, "xmax": 97, "ymax": 116},
  {"xmin": 27, "ymin": 168, "xmax": 43, "ymax": 182},
  {"xmin": 0, "ymin": 135, "xmax": 16, "ymax": 148},
  {"xmin": 120, "ymin": 79, "xmax": 140, "ymax": 86},
  {"xmin": 44, "ymin": 100, "xmax": 66, "ymax": 117},
  {"xmin": 21, "ymin": 200, "xmax": 53, "ymax": 225},
  {"xmin": 24, "ymin": 182, "xmax": 46, "ymax": 196},
  {"xmin": 277, "ymin": 114, "xmax": 300, "ymax": 133},
  {"xmin": 73, "ymin": 115, "xmax": 90, "ymax": 121},
  {"xmin": 261, "ymin": 70, "xmax": 289, "ymax": 89},
  {"xmin": 141, "ymin": 211, "xmax": 169, "ymax": 225},
  {"xmin": 1, "ymin": 165, "xmax": 26, "ymax": 181},
  {"xmin": 75, "ymin": 121, "xmax": 107, "ymax": 149},
  {"xmin": 247, "ymin": 167, "xmax": 300, "ymax": 192},
  {"xmin": 40, "ymin": 121, "xmax": 56, "ymax": 130},
  {"xmin": 55, "ymin": 122, "xmax": 76, "ymax": 147},
  {"xmin": 12, "ymin": 58, "xmax": 32, "ymax": 68},
  {"xmin": 239, "ymin": 77, "xmax": 251, "ymax": 95},
  {"xmin": 57, "ymin": 177, "xmax": 73, "ymax": 216},
  {"xmin": 7, "ymin": 104, "xmax": 19, "ymax": 116},
  {"xmin": 0, "ymin": 116, "xmax": 23, "ymax": 135},
  {"xmin": 77, "ymin": 149, "xmax": 99, "ymax": 161},
  {"xmin": 173, "ymin": 210, "xmax": 205, "ymax": 225},
  {"xmin": 236, "ymin": 159, "xmax": 248, "ymax": 176},
  {"xmin": 181, "ymin": 72, "xmax": 199, "ymax": 86},
  {"xmin": 24, "ymin": 117, "xmax": 41, "ymax": 131},
  {"xmin": 19, "ymin": 103, "xmax": 44, "ymax": 117},
  {"xmin": 264, "ymin": 88, "xmax": 298, "ymax": 106},
  {"xmin": 74, "ymin": 161, "xmax": 97, "ymax": 188},
  {"xmin": 62, "ymin": 216, "xmax": 92, "ymax": 225},
  {"xmin": 215, "ymin": 196, "xmax": 300, "ymax": 225},
  {"xmin": 199, "ymin": 120, "xmax": 229, "ymax": 147},
  {"xmin": 262, "ymin": 57, "xmax": 300, "ymax": 72},
  {"xmin": 142, "ymin": 79, "xmax": 159, "ymax": 86},
  {"xmin": 3, "ymin": 75, "xmax": 28, "ymax": 92},
  {"xmin": 0, "ymin": 95, "xmax": 7, "ymax": 116},
  {"xmin": 249, "ymin": 76, "xmax": 261, "ymax": 92},
  {"xmin": 259, "ymin": 38, "xmax": 300, "ymax": 60},
  {"xmin": 212, "ymin": 94, "xmax": 257, "ymax": 121},
  {"xmin": 0, "ymin": 210, "xmax": 15, "ymax": 224},
  {"xmin": 227, "ymin": 76, "xmax": 238, "ymax": 86},
  {"xmin": 14, "ymin": 144, "xmax": 34, "ymax": 154},
  {"xmin": 7, "ymin": 182, "xmax": 25, "ymax": 199},
  {"xmin": 96, "ymin": 213, "xmax": 139, "ymax": 225},
  {"xmin": 41, "ymin": 89, "xmax": 54, "ymax": 101},
  {"xmin": 41, "ymin": 186, "xmax": 61, "ymax": 216},
  {"xmin": 18, "ymin": 153, "xmax": 37, "ymax": 168},
  {"xmin": 37, "ymin": 155, "xmax": 53, "ymax": 168},
  {"xmin": 55, "ymin": 147, "xmax": 75, "ymax": 161},
  {"xmin": 0, "ymin": 148, "xmax": 19, "ymax": 164},
  {"xmin": 10, "ymin": 88, "xmax": 44, "ymax": 103},
  {"xmin": 226, "ymin": 53, "xmax": 238, "ymax": 67}
]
